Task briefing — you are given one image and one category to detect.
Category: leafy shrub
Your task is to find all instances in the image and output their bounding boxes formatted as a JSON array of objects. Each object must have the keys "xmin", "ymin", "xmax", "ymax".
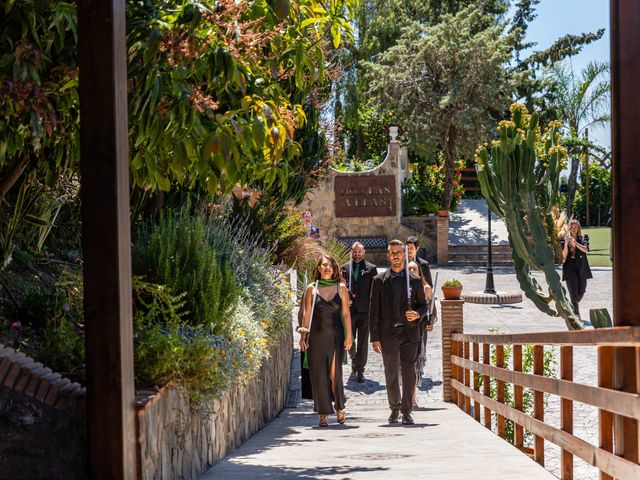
[
  {"xmin": 226, "ymin": 197, "xmax": 307, "ymax": 265},
  {"xmin": 442, "ymin": 279, "xmax": 462, "ymax": 288},
  {"xmin": 574, "ymin": 162, "xmax": 611, "ymax": 227},
  {"xmin": 402, "ymin": 161, "xmax": 465, "ymax": 215},
  {"xmin": 40, "ymin": 269, "xmax": 85, "ymax": 378},
  {"xmin": 133, "ymin": 208, "xmax": 240, "ymax": 335}
]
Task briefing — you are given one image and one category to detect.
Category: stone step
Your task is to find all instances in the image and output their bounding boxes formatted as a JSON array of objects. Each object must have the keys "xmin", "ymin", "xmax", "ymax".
[
  {"xmin": 447, "ymin": 259, "xmax": 514, "ymax": 267},
  {"xmin": 449, "ymin": 245, "xmax": 511, "ymax": 252},
  {"xmin": 448, "ymin": 250, "xmax": 513, "ymax": 258}
]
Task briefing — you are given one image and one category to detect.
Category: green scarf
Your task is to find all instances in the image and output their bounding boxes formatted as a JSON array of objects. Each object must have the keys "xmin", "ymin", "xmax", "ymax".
[{"xmin": 303, "ymin": 278, "xmax": 347, "ymax": 369}]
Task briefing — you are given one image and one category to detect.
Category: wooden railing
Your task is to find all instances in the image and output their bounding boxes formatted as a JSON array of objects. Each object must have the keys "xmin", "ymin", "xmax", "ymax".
[{"xmin": 450, "ymin": 327, "xmax": 640, "ymax": 480}]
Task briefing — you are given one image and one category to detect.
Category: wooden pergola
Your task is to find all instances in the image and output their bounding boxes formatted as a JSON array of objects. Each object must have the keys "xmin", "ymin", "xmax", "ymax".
[{"xmin": 77, "ymin": 1, "xmax": 639, "ymax": 477}]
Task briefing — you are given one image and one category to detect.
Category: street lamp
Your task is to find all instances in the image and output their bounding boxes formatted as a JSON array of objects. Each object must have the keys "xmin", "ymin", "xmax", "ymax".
[{"xmin": 484, "ymin": 203, "xmax": 496, "ymax": 294}]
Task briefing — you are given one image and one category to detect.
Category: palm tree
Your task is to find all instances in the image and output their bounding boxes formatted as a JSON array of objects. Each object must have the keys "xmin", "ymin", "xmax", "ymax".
[{"xmin": 545, "ymin": 60, "xmax": 610, "ymax": 219}]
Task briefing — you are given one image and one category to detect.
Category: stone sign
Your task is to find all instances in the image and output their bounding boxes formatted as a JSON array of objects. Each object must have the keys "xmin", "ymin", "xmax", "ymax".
[{"xmin": 334, "ymin": 175, "xmax": 396, "ymax": 217}]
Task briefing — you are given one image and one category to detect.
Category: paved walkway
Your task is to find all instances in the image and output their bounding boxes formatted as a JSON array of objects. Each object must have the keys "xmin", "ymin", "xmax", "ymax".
[
  {"xmin": 449, "ymin": 199, "xmax": 509, "ymax": 246},
  {"xmin": 202, "ymin": 265, "xmax": 612, "ymax": 479}
]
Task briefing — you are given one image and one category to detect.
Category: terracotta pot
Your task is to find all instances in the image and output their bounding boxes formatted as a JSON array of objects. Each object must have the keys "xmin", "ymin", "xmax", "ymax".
[
  {"xmin": 441, "ymin": 286, "xmax": 463, "ymax": 300},
  {"xmin": 437, "ymin": 209, "xmax": 449, "ymax": 217}
]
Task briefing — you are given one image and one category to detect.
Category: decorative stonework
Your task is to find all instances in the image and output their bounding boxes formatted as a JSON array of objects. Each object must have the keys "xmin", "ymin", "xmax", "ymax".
[
  {"xmin": 0, "ymin": 344, "xmax": 87, "ymax": 480},
  {"xmin": 440, "ymin": 300, "xmax": 464, "ymax": 402},
  {"xmin": 135, "ymin": 328, "xmax": 293, "ymax": 480}
]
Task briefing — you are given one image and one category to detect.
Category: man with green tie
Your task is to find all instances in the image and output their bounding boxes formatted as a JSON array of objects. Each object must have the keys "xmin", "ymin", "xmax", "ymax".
[{"xmin": 342, "ymin": 242, "xmax": 378, "ymax": 383}]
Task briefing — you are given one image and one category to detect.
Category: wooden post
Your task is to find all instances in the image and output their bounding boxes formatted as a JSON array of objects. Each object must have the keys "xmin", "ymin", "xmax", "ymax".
[
  {"xmin": 441, "ymin": 299, "xmax": 464, "ymax": 402},
  {"xmin": 611, "ymin": 0, "xmax": 640, "ymax": 466},
  {"xmin": 482, "ymin": 343, "xmax": 491, "ymax": 430},
  {"xmin": 472, "ymin": 343, "xmax": 481, "ymax": 422},
  {"xmin": 599, "ymin": 346, "xmax": 614, "ymax": 480},
  {"xmin": 496, "ymin": 344, "xmax": 505, "ymax": 439},
  {"xmin": 78, "ymin": 1, "xmax": 137, "ymax": 478},
  {"xmin": 533, "ymin": 345, "xmax": 545, "ymax": 466},
  {"xmin": 561, "ymin": 346, "xmax": 574, "ymax": 479},
  {"xmin": 513, "ymin": 344, "xmax": 524, "ymax": 449},
  {"xmin": 464, "ymin": 341, "xmax": 471, "ymax": 414}
]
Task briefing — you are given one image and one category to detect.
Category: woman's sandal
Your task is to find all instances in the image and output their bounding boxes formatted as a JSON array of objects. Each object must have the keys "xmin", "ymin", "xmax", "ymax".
[
  {"xmin": 336, "ymin": 410, "xmax": 346, "ymax": 425},
  {"xmin": 319, "ymin": 415, "xmax": 329, "ymax": 427}
]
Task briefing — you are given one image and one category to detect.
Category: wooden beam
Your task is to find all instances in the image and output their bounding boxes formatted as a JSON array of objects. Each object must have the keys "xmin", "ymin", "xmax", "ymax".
[
  {"xmin": 452, "ymin": 327, "xmax": 640, "ymax": 346},
  {"xmin": 78, "ymin": 1, "xmax": 137, "ymax": 478},
  {"xmin": 611, "ymin": 0, "xmax": 640, "ymax": 467}
]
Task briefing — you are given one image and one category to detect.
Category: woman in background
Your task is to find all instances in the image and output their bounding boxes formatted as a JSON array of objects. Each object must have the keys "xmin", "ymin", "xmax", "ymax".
[{"xmin": 562, "ymin": 219, "xmax": 592, "ymax": 319}]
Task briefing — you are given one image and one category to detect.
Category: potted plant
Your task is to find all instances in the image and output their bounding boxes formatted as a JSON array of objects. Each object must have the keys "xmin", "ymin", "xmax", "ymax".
[{"xmin": 442, "ymin": 279, "xmax": 463, "ymax": 300}]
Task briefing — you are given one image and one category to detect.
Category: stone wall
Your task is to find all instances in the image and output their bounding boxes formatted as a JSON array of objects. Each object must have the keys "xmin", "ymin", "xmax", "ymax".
[
  {"xmin": 0, "ymin": 345, "xmax": 87, "ymax": 480},
  {"xmin": 135, "ymin": 328, "xmax": 293, "ymax": 480}
]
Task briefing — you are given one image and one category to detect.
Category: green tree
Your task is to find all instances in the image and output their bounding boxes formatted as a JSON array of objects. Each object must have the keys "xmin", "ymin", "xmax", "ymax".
[
  {"xmin": 0, "ymin": 0, "xmax": 356, "ymax": 201},
  {"xmin": 365, "ymin": 6, "xmax": 513, "ymax": 210},
  {"xmin": 543, "ymin": 60, "xmax": 610, "ymax": 219}
]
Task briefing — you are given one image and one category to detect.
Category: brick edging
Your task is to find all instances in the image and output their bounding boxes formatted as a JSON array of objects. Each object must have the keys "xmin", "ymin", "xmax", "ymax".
[{"xmin": 0, "ymin": 343, "xmax": 85, "ymax": 414}]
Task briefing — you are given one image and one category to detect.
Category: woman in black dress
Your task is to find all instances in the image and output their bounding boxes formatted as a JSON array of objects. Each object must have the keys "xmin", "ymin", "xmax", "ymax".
[
  {"xmin": 299, "ymin": 255, "xmax": 353, "ymax": 427},
  {"xmin": 562, "ymin": 219, "xmax": 592, "ymax": 319}
]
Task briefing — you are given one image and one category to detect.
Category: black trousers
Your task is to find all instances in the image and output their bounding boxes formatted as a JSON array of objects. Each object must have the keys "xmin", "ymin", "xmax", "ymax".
[
  {"xmin": 565, "ymin": 267, "xmax": 587, "ymax": 317},
  {"xmin": 382, "ymin": 333, "xmax": 419, "ymax": 416},
  {"xmin": 349, "ymin": 312, "xmax": 369, "ymax": 373}
]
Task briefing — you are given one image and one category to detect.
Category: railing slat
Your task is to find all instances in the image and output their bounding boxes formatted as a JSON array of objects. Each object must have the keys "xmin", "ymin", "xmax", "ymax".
[
  {"xmin": 513, "ymin": 344, "xmax": 524, "ymax": 449},
  {"xmin": 452, "ymin": 327, "xmax": 640, "ymax": 347},
  {"xmin": 496, "ymin": 344, "xmax": 505, "ymax": 439},
  {"xmin": 450, "ymin": 356, "xmax": 640, "ymax": 419},
  {"xmin": 534, "ymin": 345, "xmax": 544, "ymax": 466},
  {"xmin": 451, "ymin": 380, "xmax": 640, "ymax": 480},
  {"xmin": 473, "ymin": 343, "xmax": 480, "ymax": 422},
  {"xmin": 561, "ymin": 345, "xmax": 574, "ymax": 480},
  {"xmin": 483, "ymin": 343, "xmax": 491, "ymax": 430},
  {"xmin": 598, "ymin": 346, "xmax": 614, "ymax": 480},
  {"xmin": 464, "ymin": 342, "xmax": 471, "ymax": 415}
]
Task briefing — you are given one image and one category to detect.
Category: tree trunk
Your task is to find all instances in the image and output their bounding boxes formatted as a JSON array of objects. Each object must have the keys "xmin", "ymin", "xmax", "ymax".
[
  {"xmin": 566, "ymin": 155, "xmax": 581, "ymax": 220},
  {"xmin": 440, "ymin": 132, "xmax": 455, "ymax": 210},
  {"xmin": 0, "ymin": 154, "xmax": 29, "ymax": 205}
]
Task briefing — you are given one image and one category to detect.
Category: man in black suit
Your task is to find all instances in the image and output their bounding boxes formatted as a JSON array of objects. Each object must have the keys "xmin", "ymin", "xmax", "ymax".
[
  {"xmin": 406, "ymin": 236, "xmax": 433, "ymax": 287},
  {"xmin": 342, "ymin": 242, "xmax": 378, "ymax": 383},
  {"xmin": 369, "ymin": 239, "xmax": 428, "ymax": 425}
]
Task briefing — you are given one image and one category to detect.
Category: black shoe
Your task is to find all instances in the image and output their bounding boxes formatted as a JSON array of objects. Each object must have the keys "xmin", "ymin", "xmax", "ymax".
[
  {"xmin": 388, "ymin": 410, "xmax": 400, "ymax": 423},
  {"xmin": 402, "ymin": 414, "xmax": 414, "ymax": 425},
  {"xmin": 356, "ymin": 372, "xmax": 365, "ymax": 383}
]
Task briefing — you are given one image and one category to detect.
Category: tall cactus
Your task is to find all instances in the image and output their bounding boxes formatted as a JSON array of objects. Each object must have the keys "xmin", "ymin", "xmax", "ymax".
[{"xmin": 475, "ymin": 104, "xmax": 583, "ymax": 330}]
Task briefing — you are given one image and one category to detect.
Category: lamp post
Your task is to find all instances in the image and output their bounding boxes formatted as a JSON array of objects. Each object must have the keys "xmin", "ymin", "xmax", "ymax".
[{"xmin": 484, "ymin": 203, "xmax": 496, "ymax": 294}]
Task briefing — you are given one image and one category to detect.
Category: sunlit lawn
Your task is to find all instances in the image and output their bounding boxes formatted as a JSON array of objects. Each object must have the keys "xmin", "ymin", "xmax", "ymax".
[{"xmin": 583, "ymin": 227, "xmax": 611, "ymax": 267}]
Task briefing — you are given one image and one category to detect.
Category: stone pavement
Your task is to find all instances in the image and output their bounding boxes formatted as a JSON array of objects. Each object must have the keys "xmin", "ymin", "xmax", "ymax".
[
  {"xmin": 202, "ymin": 265, "xmax": 612, "ymax": 480},
  {"xmin": 449, "ymin": 199, "xmax": 509, "ymax": 246}
]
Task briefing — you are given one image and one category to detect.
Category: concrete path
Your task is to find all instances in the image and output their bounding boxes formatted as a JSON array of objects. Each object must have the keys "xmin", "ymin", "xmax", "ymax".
[
  {"xmin": 201, "ymin": 403, "xmax": 555, "ymax": 480},
  {"xmin": 202, "ymin": 265, "xmax": 612, "ymax": 480},
  {"xmin": 449, "ymin": 199, "xmax": 509, "ymax": 246}
]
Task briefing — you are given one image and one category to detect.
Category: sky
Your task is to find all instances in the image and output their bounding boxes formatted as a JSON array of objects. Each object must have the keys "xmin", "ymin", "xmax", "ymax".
[{"xmin": 516, "ymin": 0, "xmax": 611, "ymax": 147}]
